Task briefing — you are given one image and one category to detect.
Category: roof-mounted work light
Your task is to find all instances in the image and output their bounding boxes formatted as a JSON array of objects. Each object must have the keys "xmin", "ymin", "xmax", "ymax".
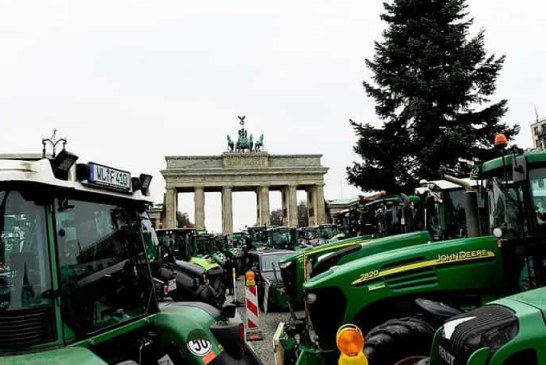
[
  {"xmin": 139, "ymin": 174, "xmax": 153, "ymax": 195},
  {"xmin": 140, "ymin": 174, "xmax": 152, "ymax": 189},
  {"xmin": 132, "ymin": 174, "xmax": 152, "ymax": 195},
  {"xmin": 51, "ymin": 149, "xmax": 79, "ymax": 180}
]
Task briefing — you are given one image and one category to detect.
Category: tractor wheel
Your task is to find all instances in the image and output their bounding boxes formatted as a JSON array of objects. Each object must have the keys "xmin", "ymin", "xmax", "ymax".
[{"xmin": 364, "ymin": 317, "xmax": 434, "ymax": 365}]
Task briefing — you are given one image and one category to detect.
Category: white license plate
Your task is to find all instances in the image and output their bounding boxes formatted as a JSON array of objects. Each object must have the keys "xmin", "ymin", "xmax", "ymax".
[
  {"xmin": 167, "ymin": 278, "xmax": 177, "ymax": 293},
  {"xmin": 89, "ymin": 163, "xmax": 131, "ymax": 191}
]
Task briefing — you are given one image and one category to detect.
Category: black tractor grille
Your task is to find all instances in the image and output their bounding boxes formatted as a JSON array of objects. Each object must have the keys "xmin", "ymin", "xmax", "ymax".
[
  {"xmin": 0, "ymin": 307, "xmax": 56, "ymax": 347},
  {"xmin": 307, "ymin": 286, "xmax": 346, "ymax": 350},
  {"xmin": 438, "ymin": 304, "xmax": 518, "ymax": 365}
]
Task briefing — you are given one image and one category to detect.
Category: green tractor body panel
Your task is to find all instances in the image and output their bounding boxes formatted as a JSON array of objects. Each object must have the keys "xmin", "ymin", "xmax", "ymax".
[
  {"xmin": 429, "ymin": 287, "xmax": 546, "ymax": 365},
  {"xmin": 5, "ymin": 347, "xmax": 109, "ymax": 365},
  {"xmin": 304, "ymin": 235, "xmax": 505, "ymax": 349},
  {"xmin": 278, "ymin": 234, "xmax": 374, "ymax": 304},
  {"xmin": 190, "ymin": 256, "xmax": 219, "ymax": 271}
]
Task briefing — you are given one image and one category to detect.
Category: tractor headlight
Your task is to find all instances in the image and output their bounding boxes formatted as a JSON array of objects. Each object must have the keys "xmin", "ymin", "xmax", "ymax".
[
  {"xmin": 306, "ymin": 293, "xmax": 317, "ymax": 305},
  {"xmin": 279, "ymin": 260, "xmax": 292, "ymax": 270}
]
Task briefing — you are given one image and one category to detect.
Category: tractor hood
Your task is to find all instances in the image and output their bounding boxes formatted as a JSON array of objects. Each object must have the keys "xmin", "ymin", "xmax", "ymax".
[
  {"xmin": 304, "ymin": 235, "xmax": 500, "ymax": 292},
  {"xmin": 279, "ymin": 234, "xmax": 373, "ymax": 266},
  {"xmin": 312, "ymin": 230, "xmax": 432, "ymax": 276}
]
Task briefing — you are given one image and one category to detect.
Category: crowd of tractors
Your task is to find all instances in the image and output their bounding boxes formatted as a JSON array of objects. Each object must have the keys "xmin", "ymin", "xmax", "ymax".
[{"xmin": 2, "ymin": 134, "xmax": 546, "ymax": 365}]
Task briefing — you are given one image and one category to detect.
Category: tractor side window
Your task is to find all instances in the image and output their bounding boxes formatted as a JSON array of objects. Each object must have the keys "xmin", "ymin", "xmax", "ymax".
[
  {"xmin": 0, "ymin": 190, "xmax": 50, "ymax": 312},
  {"xmin": 530, "ymin": 168, "xmax": 546, "ymax": 227},
  {"xmin": 56, "ymin": 199, "xmax": 152, "ymax": 340}
]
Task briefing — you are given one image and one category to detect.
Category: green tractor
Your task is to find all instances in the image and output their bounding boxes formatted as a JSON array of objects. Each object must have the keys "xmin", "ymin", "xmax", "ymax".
[
  {"xmin": 274, "ymin": 153, "xmax": 524, "ymax": 364},
  {"xmin": 0, "ymin": 149, "xmax": 261, "ymax": 365},
  {"xmin": 423, "ymin": 146, "xmax": 546, "ymax": 365},
  {"xmin": 278, "ymin": 185, "xmax": 468, "ymax": 307},
  {"xmin": 155, "ymin": 228, "xmax": 226, "ymax": 306},
  {"xmin": 297, "ymin": 224, "xmax": 346, "ymax": 246}
]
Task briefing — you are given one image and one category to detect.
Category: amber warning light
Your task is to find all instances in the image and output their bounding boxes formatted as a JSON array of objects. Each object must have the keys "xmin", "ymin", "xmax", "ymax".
[
  {"xmin": 336, "ymin": 324, "xmax": 368, "ymax": 365},
  {"xmin": 494, "ymin": 133, "xmax": 508, "ymax": 149}
]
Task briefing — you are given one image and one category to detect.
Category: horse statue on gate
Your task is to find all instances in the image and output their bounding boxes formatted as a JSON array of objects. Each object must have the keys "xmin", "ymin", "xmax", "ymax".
[
  {"xmin": 227, "ymin": 135, "xmax": 235, "ymax": 152},
  {"xmin": 236, "ymin": 127, "xmax": 255, "ymax": 152},
  {"xmin": 254, "ymin": 134, "xmax": 264, "ymax": 152},
  {"xmin": 228, "ymin": 115, "xmax": 265, "ymax": 153}
]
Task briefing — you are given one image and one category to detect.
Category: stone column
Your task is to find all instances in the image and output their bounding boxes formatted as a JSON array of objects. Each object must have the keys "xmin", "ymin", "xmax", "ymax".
[
  {"xmin": 164, "ymin": 187, "xmax": 177, "ymax": 228},
  {"xmin": 288, "ymin": 185, "xmax": 298, "ymax": 227},
  {"xmin": 258, "ymin": 186, "xmax": 270, "ymax": 226},
  {"xmin": 194, "ymin": 187, "xmax": 205, "ymax": 230},
  {"xmin": 256, "ymin": 192, "xmax": 261, "ymax": 226},
  {"xmin": 307, "ymin": 187, "xmax": 317, "ymax": 226},
  {"xmin": 222, "ymin": 186, "xmax": 233, "ymax": 235},
  {"xmin": 315, "ymin": 184, "xmax": 327, "ymax": 224},
  {"xmin": 281, "ymin": 186, "xmax": 289, "ymax": 226}
]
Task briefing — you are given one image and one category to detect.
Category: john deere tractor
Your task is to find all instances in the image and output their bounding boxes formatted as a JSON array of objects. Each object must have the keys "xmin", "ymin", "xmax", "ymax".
[
  {"xmin": 274, "ymin": 141, "xmax": 537, "ymax": 365},
  {"xmin": 423, "ymin": 144, "xmax": 546, "ymax": 364},
  {"xmin": 0, "ymin": 148, "xmax": 260, "ymax": 365},
  {"xmin": 278, "ymin": 184, "xmax": 473, "ymax": 307}
]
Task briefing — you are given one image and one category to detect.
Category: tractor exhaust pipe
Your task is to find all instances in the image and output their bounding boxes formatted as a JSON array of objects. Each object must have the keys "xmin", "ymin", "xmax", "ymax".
[{"xmin": 443, "ymin": 174, "xmax": 481, "ymax": 238}]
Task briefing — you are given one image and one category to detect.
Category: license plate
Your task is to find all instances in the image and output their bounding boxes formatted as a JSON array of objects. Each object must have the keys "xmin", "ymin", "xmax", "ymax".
[
  {"xmin": 88, "ymin": 163, "xmax": 131, "ymax": 191},
  {"xmin": 167, "ymin": 278, "xmax": 176, "ymax": 293}
]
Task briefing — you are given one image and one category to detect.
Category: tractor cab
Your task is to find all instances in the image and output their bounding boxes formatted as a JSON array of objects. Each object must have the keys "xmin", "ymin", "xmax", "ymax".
[
  {"xmin": 265, "ymin": 226, "xmax": 299, "ymax": 250},
  {"xmin": 358, "ymin": 191, "xmax": 421, "ymax": 237},
  {"xmin": 0, "ymin": 145, "xmax": 258, "ymax": 364}
]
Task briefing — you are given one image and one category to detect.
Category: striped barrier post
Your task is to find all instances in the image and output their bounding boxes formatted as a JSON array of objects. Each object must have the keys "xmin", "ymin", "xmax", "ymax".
[
  {"xmin": 245, "ymin": 270, "xmax": 263, "ymax": 341},
  {"xmin": 232, "ymin": 267, "xmax": 237, "ymax": 303}
]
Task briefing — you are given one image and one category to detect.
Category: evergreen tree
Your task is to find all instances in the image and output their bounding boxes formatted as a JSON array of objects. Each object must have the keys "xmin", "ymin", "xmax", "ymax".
[
  {"xmin": 348, "ymin": 0, "xmax": 519, "ymax": 194},
  {"xmin": 270, "ymin": 209, "xmax": 283, "ymax": 226},
  {"xmin": 176, "ymin": 211, "xmax": 194, "ymax": 228},
  {"xmin": 297, "ymin": 200, "xmax": 309, "ymax": 227}
]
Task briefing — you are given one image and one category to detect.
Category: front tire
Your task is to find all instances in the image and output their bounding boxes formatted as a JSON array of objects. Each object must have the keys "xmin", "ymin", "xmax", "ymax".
[{"xmin": 364, "ymin": 317, "xmax": 433, "ymax": 365}]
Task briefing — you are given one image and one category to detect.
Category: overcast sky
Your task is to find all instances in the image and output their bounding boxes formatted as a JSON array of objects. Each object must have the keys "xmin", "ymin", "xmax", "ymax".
[{"xmin": 0, "ymin": 1, "xmax": 544, "ymax": 232}]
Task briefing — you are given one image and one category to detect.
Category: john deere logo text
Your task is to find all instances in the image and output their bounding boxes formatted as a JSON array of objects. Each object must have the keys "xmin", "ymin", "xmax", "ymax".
[{"xmin": 436, "ymin": 249, "xmax": 489, "ymax": 263}]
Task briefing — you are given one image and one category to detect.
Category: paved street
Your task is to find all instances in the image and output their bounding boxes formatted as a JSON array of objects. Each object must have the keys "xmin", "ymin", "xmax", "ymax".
[{"xmin": 227, "ymin": 276, "xmax": 302, "ymax": 365}]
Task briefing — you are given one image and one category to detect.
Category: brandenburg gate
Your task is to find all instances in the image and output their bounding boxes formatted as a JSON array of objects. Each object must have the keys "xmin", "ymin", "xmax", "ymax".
[{"xmin": 160, "ymin": 117, "xmax": 329, "ymax": 234}]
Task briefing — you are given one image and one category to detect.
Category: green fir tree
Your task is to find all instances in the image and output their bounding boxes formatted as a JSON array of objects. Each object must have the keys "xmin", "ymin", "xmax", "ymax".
[{"xmin": 348, "ymin": 0, "xmax": 519, "ymax": 194}]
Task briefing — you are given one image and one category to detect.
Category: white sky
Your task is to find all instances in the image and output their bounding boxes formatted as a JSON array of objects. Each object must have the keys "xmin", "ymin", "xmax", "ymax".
[{"xmin": 0, "ymin": 1, "xmax": 544, "ymax": 232}]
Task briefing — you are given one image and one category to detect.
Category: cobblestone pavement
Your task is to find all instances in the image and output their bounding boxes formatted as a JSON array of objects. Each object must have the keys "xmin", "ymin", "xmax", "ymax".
[{"xmin": 227, "ymin": 276, "xmax": 302, "ymax": 365}]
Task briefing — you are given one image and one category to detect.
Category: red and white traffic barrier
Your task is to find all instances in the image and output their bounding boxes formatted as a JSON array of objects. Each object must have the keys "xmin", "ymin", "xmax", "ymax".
[
  {"xmin": 245, "ymin": 285, "xmax": 260, "ymax": 329},
  {"xmin": 244, "ymin": 270, "xmax": 263, "ymax": 341}
]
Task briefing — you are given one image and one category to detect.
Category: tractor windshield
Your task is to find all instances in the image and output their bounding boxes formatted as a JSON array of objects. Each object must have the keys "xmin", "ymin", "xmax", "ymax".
[
  {"xmin": 488, "ymin": 177, "xmax": 524, "ymax": 236},
  {"xmin": 56, "ymin": 198, "xmax": 153, "ymax": 339},
  {"xmin": 270, "ymin": 230, "xmax": 295, "ymax": 248}
]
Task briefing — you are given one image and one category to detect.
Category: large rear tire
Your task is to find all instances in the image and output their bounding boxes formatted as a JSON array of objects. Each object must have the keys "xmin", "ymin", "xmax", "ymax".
[{"xmin": 364, "ymin": 317, "xmax": 433, "ymax": 365}]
